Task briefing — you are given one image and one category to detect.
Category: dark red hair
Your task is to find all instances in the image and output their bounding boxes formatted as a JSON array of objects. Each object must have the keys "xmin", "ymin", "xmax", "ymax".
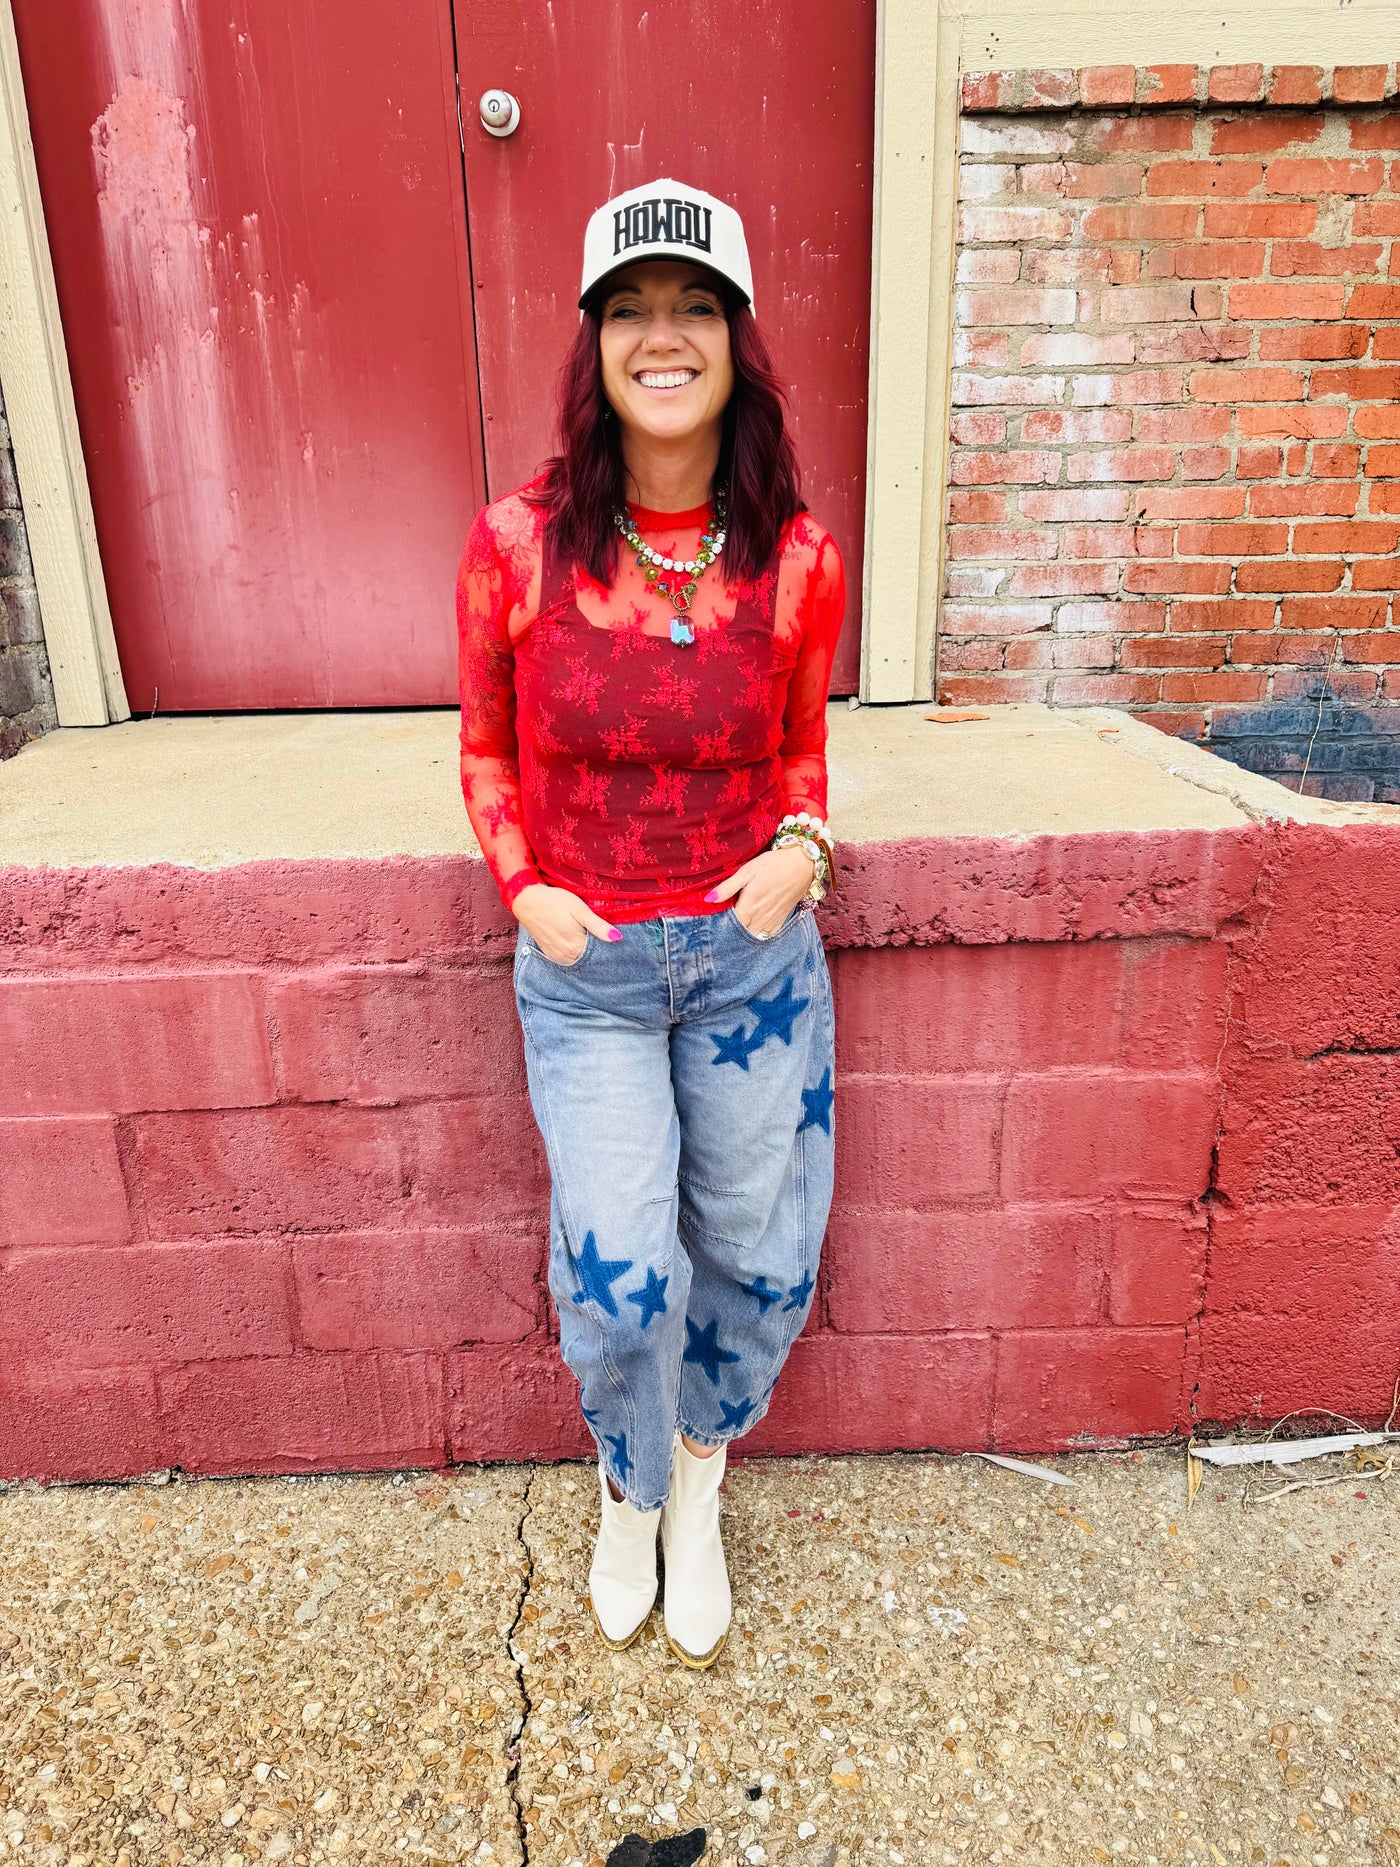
[{"xmin": 528, "ymin": 287, "xmax": 804, "ymax": 585}]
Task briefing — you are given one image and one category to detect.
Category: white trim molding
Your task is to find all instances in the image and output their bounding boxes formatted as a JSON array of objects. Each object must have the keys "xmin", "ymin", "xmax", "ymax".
[
  {"xmin": 862, "ymin": 0, "xmax": 1400, "ymax": 703},
  {"xmin": 0, "ymin": 0, "xmax": 126, "ymax": 727}
]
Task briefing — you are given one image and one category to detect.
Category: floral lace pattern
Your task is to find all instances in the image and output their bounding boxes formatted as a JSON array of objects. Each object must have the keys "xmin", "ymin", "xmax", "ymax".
[{"xmin": 457, "ymin": 480, "xmax": 845, "ymax": 922}]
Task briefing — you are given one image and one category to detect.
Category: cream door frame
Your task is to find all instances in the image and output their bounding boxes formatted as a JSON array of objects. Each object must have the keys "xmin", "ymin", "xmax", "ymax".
[
  {"xmin": 862, "ymin": 0, "xmax": 1400, "ymax": 704},
  {"xmin": 0, "ymin": 1, "xmax": 126, "ymax": 726}
]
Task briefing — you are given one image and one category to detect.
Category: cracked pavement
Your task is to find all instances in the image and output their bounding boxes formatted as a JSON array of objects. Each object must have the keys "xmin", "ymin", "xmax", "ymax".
[{"xmin": 0, "ymin": 1452, "xmax": 1397, "ymax": 1866}]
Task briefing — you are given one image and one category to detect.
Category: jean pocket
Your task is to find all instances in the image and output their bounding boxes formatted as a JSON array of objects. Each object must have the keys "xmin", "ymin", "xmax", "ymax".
[
  {"xmin": 526, "ymin": 929, "xmax": 593, "ymax": 969},
  {"xmin": 725, "ymin": 902, "xmax": 804, "ymax": 947}
]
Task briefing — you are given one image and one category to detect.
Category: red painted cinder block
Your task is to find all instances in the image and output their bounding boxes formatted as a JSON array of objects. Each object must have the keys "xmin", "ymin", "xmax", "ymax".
[
  {"xmin": 448, "ymin": 1341, "xmax": 593, "ymax": 1464},
  {"xmin": 993, "ymin": 1328, "xmax": 1187, "ymax": 1449},
  {"xmin": 161, "ymin": 1351, "xmax": 446, "ymax": 1476},
  {"xmin": 1216, "ymin": 1055, "xmax": 1400, "ymax": 1207},
  {"xmin": 0, "ymin": 1367, "xmax": 166, "ymax": 1481},
  {"xmin": 0, "ymin": 1239, "xmax": 295, "ymax": 1367},
  {"xmin": 0, "ymin": 1116, "xmax": 130, "ymax": 1246},
  {"xmin": 824, "ymin": 1205, "xmax": 1105, "ymax": 1334},
  {"xmin": 1106, "ymin": 1208, "xmax": 1208, "ymax": 1326},
  {"xmin": 129, "ymin": 1099, "xmax": 547, "ymax": 1238},
  {"xmin": 271, "ymin": 964, "xmax": 527, "ymax": 1104},
  {"xmin": 1196, "ymin": 1313, "xmax": 1400, "ymax": 1427},
  {"xmin": 0, "ymin": 973, "xmax": 275, "ymax": 1116},
  {"xmin": 835, "ymin": 1077, "xmax": 1002, "ymax": 1207},
  {"xmin": 1001, "ymin": 1072, "xmax": 1216, "ymax": 1202},
  {"xmin": 293, "ymin": 1229, "xmax": 544, "ymax": 1352},
  {"xmin": 748, "ymin": 1331, "xmax": 995, "ymax": 1456}
]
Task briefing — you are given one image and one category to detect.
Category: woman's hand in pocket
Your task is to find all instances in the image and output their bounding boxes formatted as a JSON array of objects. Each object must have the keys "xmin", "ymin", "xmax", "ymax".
[
  {"xmin": 513, "ymin": 884, "xmax": 620, "ymax": 964},
  {"xmin": 704, "ymin": 845, "xmax": 815, "ymax": 936}
]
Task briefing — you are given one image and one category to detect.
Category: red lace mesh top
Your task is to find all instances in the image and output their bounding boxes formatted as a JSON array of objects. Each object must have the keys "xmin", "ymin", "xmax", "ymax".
[{"xmin": 456, "ymin": 480, "xmax": 845, "ymax": 923}]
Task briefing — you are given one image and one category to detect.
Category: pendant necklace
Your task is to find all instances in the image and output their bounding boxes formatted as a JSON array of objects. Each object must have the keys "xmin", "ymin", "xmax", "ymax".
[{"xmin": 613, "ymin": 488, "xmax": 727, "ymax": 647}]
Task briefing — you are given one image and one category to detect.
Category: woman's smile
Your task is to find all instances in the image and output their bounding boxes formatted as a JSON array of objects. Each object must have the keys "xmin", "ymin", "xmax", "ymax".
[{"xmin": 635, "ymin": 368, "xmax": 699, "ymax": 392}]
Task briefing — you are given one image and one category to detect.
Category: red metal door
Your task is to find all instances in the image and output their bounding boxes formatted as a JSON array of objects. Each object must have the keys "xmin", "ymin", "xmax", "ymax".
[
  {"xmin": 13, "ymin": 0, "xmax": 486, "ymax": 710},
  {"xmin": 453, "ymin": 0, "xmax": 875, "ymax": 693}
]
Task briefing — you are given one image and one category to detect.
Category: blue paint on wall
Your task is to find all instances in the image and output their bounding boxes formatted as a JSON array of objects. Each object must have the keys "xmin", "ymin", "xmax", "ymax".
[{"xmin": 1203, "ymin": 700, "xmax": 1400, "ymax": 804}]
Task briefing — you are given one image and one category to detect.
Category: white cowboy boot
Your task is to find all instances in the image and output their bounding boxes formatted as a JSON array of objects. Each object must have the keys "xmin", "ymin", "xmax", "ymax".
[
  {"xmin": 661, "ymin": 1438, "xmax": 731, "ymax": 1668},
  {"xmin": 588, "ymin": 1463, "xmax": 661, "ymax": 1649}
]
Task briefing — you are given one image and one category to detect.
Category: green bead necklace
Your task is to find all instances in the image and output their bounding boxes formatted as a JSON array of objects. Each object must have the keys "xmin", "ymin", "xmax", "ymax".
[{"xmin": 613, "ymin": 488, "xmax": 728, "ymax": 647}]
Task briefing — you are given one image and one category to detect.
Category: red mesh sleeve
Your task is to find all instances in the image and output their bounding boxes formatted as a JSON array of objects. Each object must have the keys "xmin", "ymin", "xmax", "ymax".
[
  {"xmin": 778, "ymin": 521, "xmax": 846, "ymax": 823},
  {"xmin": 456, "ymin": 507, "xmax": 544, "ymax": 909}
]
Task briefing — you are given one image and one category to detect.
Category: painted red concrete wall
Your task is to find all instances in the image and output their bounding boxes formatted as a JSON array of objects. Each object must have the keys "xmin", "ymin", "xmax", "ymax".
[{"xmin": 1, "ymin": 819, "xmax": 1396, "ymax": 1481}]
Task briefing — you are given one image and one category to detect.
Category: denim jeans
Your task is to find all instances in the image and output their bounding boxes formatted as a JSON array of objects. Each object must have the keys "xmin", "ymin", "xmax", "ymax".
[{"xmin": 512, "ymin": 905, "xmax": 836, "ymax": 1511}]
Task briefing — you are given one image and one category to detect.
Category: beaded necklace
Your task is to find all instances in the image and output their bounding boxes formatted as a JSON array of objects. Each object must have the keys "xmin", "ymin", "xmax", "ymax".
[{"xmin": 613, "ymin": 490, "xmax": 727, "ymax": 647}]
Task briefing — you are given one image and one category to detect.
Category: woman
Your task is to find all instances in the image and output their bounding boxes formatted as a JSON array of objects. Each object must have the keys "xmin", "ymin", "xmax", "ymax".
[{"xmin": 456, "ymin": 178, "xmax": 843, "ymax": 1670}]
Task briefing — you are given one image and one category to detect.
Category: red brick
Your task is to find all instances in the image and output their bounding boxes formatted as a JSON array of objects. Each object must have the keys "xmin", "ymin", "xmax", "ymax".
[
  {"xmin": 1021, "ymin": 332, "xmax": 1136, "ymax": 367},
  {"xmin": 1055, "ymin": 524, "xmax": 1140, "ymax": 559},
  {"xmin": 1370, "ymin": 329, "xmax": 1400, "ymax": 359},
  {"xmin": 937, "ymin": 674, "xmax": 1050, "ymax": 706},
  {"xmin": 961, "ymin": 71, "xmax": 1016, "ymax": 111},
  {"xmin": 1066, "ymin": 447, "xmax": 1176, "ymax": 483},
  {"xmin": 0, "ymin": 1367, "xmax": 166, "ymax": 1483},
  {"xmin": 1202, "ymin": 201, "xmax": 1317, "ymax": 238},
  {"xmin": 1125, "ymin": 562, "xmax": 1232, "ymax": 596},
  {"xmin": 1148, "ymin": 159, "xmax": 1263, "ymax": 198},
  {"xmin": 946, "ymin": 525, "xmax": 1058, "ymax": 562},
  {"xmin": 1208, "ymin": 64, "xmax": 1264, "ymax": 105},
  {"xmin": 1121, "ymin": 634, "xmax": 1229, "ymax": 669},
  {"xmin": 1023, "ymin": 247, "xmax": 1138, "ymax": 285},
  {"xmin": 1341, "ymin": 631, "xmax": 1400, "ymax": 663},
  {"xmin": 956, "ymin": 287, "xmax": 1078, "ymax": 327},
  {"xmin": 1019, "ymin": 162, "xmax": 1145, "ymax": 201},
  {"xmin": 1180, "ymin": 447, "xmax": 1233, "ymax": 481},
  {"xmin": 941, "ymin": 639, "xmax": 1006, "ymax": 672},
  {"xmin": 1237, "ymin": 560, "xmax": 1345, "ymax": 592},
  {"xmin": 1003, "ymin": 1071, "xmax": 1214, "ymax": 1200},
  {"xmin": 1350, "ymin": 116, "xmax": 1400, "ymax": 152},
  {"xmin": 129, "ymin": 1101, "xmax": 547, "ymax": 1239},
  {"xmin": 1139, "ymin": 325, "xmax": 1251, "ymax": 364},
  {"xmin": 1151, "ymin": 242, "xmax": 1266, "ymax": 281},
  {"xmin": 1366, "ymin": 446, "xmax": 1400, "ymax": 478},
  {"xmin": 1173, "ymin": 598, "xmax": 1277, "ymax": 632},
  {"xmin": 1238, "ymin": 405, "xmax": 1348, "ymax": 439},
  {"xmin": 1134, "ymin": 408, "xmax": 1231, "ymax": 443},
  {"xmin": 1060, "ymin": 601, "xmax": 1167, "ymax": 633},
  {"xmin": 1228, "ymin": 633, "xmax": 1334, "ymax": 668},
  {"xmin": 161, "ymin": 1351, "xmax": 446, "ymax": 1476},
  {"xmin": 1280, "ymin": 595, "xmax": 1390, "ymax": 630},
  {"xmin": 1098, "ymin": 283, "xmax": 1219, "ymax": 322},
  {"xmin": 947, "ymin": 488, "xmax": 1014, "ymax": 524},
  {"xmin": 1347, "ymin": 283, "xmax": 1400, "ymax": 319},
  {"xmin": 1085, "ymin": 117, "xmax": 1195, "ymax": 156},
  {"xmin": 1059, "ymin": 671, "xmax": 1170, "ymax": 704},
  {"xmin": 836, "ymin": 1076, "xmax": 1001, "ymax": 1207},
  {"xmin": 1009, "ymin": 564, "xmax": 1122, "ymax": 598},
  {"xmin": 1210, "ymin": 115, "xmax": 1323, "ymax": 157},
  {"xmin": 1022, "ymin": 410, "xmax": 1132, "ymax": 444},
  {"xmin": 1084, "ymin": 205, "xmax": 1196, "ymax": 245},
  {"xmin": 0, "ymin": 1239, "xmax": 294, "ymax": 1368},
  {"xmin": 1021, "ymin": 488, "xmax": 1128, "ymax": 522},
  {"xmin": 1160, "ymin": 670, "xmax": 1268, "ymax": 702},
  {"xmin": 1176, "ymin": 521, "xmax": 1288, "ymax": 556},
  {"xmin": 1266, "ymin": 157, "xmax": 1385, "ymax": 196},
  {"xmin": 1267, "ymin": 66, "xmax": 1324, "ymax": 107},
  {"xmin": 952, "ymin": 371, "xmax": 1065, "ymax": 407},
  {"xmin": 957, "ymin": 248, "xmax": 1028, "ymax": 285},
  {"xmin": 1272, "ymin": 666, "xmax": 1379, "ymax": 700},
  {"xmin": 0, "ymin": 1116, "xmax": 129, "ymax": 1246},
  {"xmin": 941, "ymin": 602, "xmax": 1052, "ymax": 637},
  {"xmin": 1188, "ymin": 366, "xmax": 1305, "ymax": 402},
  {"xmin": 1352, "ymin": 550, "xmax": 1400, "ymax": 580},
  {"xmin": 1354, "ymin": 198, "xmax": 1400, "ymax": 231},
  {"xmin": 1293, "ymin": 519, "xmax": 1400, "ymax": 552},
  {"xmin": 1259, "ymin": 324, "xmax": 1369, "ymax": 361},
  {"xmin": 1135, "ymin": 488, "xmax": 1245, "ymax": 521},
  {"xmin": 0, "ymin": 974, "xmax": 273, "ymax": 1117},
  {"xmin": 954, "ymin": 330, "xmax": 1011, "ymax": 369},
  {"xmin": 1229, "ymin": 281, "xmax": 1346, "ymax": 320},
  {"xmin": 1248, "ymin": 483, "xmax": 1360, "ymax": 517},
  {"xmin": 1077, "ymin": 64, "xmax": 1136, "ymax": 107},
  {"xmin": 950, "ymin": 412, "xmax": 1009, "ymax": 447},
  {"xmin": 750, "ymin": 1332, "xmax": 995, "ymax": 1457},
  {"xmin": 1142, "ymin": 65, "xmax": 1199, "ymax": 107},
  {"xmin": 1270, "ymin": 240, "xmax": 1384, "ymax": 276},
  {"xmin": 293, "ymin": 1229, "xmax": 542, "ymax": 1350},
  {"xmin": 825, "ymin": 1205, "xmax": 1104, "ymax": 1333},
  {"xmin": 958, "ymin": 204, "xmax": 1073, "ymax": 244},
  {"xmin": 1107, "ymin": 1209, "xmax": 1209, "ymax": 1326},
  {"xmin": 1020, "ymin": 69, "xmax": 1080, "ymax": 109},
  {"xmin": 949, "ymin": 450, "xmax": 1061, "ymax": 486},
  {"xmin": 993, "ymin": 1328, "xmax": 1187, "ymax": 1448},
  {"xmin": 1142, "ymin": 710, "xmax": 1207, "ymax": 738},
  {"xmin": 1236, "ymin": 444, "xmax": 1284, "ymax": 477},
  {"xmin": 1332, "ymin": 65, "xmax": 1390, "ymax": 105}
]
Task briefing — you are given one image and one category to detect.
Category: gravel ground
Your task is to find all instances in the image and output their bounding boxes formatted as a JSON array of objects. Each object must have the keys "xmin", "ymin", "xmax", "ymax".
[{"xmin": 1, "ymin": 1451, "xmax": 1397, "ymax": 1867}]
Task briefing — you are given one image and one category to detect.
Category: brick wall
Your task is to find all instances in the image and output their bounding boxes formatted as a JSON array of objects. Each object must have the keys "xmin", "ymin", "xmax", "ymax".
[
  {"xmin": 0, "ymin": 384, "xmax": 56, "ymax": 760},
  {"xmin": 1, "ymin": 817, "xmax": 1397, "ymax": 1481},
  {"xmin": 944, "ymin": 63, "xmax": 1400, "ymax": 801}
]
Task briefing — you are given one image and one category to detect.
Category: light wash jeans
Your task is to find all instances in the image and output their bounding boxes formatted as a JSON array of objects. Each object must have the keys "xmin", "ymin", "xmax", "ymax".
[{"xmin": 513, "ymin": 905, "xmax": 836, "ymax": 1511}]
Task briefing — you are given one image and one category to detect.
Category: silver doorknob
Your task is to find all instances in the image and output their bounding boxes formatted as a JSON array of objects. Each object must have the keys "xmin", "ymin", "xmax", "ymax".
[{"xmin": 478, "ymin": 89, "xmax": 520, "ymax": 138}]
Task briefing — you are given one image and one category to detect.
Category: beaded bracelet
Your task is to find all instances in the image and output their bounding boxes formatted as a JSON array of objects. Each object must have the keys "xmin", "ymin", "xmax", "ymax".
[{"xmin": 769, "ymin": 812, "xmax": 833, "ymax": 904}]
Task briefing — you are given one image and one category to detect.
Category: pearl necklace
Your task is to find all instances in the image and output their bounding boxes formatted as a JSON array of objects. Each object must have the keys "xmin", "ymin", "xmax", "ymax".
[{"xmin": 613, "ymin": 489, "xmax": 728, "ymax": 647}]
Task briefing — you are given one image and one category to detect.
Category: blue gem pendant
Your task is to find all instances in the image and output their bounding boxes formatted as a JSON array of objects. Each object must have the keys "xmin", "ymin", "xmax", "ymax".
[{"xmin": 670, "ymin": 615, "xmax": 695, "ymax": 646}]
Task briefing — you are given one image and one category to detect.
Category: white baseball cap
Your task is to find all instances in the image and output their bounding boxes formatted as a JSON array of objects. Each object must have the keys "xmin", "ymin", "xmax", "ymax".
[{"xmin": 580, "ymin": 178, "xmax": 754, "ymax": 312}]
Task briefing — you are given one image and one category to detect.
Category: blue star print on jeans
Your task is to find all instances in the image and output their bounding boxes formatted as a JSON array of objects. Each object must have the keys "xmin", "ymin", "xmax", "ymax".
[{"xmin": 514, "ymin": 904, "xmax": 835, "ymax": 1512}]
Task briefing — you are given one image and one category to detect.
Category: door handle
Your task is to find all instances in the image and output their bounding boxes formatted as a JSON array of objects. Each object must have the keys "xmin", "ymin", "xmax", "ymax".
[{"xmin": 479, "ymin": 90, "xmax": 521, "ymax": 138}]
